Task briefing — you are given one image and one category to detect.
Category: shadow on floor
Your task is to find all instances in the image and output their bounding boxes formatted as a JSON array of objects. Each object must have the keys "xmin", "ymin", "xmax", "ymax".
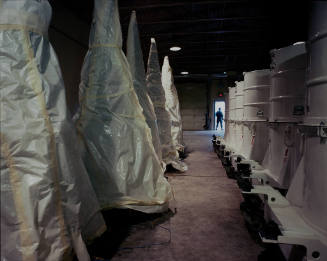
[{"xmin": 87, "ymin": 208, "xmax": 175, "ymax": 260}]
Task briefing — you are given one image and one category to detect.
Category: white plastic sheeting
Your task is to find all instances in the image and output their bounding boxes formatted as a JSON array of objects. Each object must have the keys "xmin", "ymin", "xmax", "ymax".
[
  {"xmin": 77, "ymin": 0, "xmax": 171, "ymax": 213},
  {"xmin": 127, "ymin": 11, "xmax": 162, "ymax": 161},
  {"xmin": 0, "ymin": 0, "xmax": 106, "ymax": 260},
  {"xmin": 161, "ymin": 56, "xmax": 184, "ymax": 152},
  {"xmin": 146, "ymin": 38, "xmax": 187, "ymax": 172}
]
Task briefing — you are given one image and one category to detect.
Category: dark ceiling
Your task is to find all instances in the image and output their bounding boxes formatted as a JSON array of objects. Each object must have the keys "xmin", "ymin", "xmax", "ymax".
[{"xmin": 51, "ymin": 0, "xmax": 310, "ymax": 82}]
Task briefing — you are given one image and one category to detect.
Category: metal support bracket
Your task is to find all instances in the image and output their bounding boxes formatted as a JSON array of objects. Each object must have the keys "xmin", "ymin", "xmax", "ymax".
[
  {"xmin": 261, "ymin": 205, "xmax": 327, "ymax": 261},
  {"xmin": 242, "ymin": 185, "xmax": 290, "ymax": 207}
]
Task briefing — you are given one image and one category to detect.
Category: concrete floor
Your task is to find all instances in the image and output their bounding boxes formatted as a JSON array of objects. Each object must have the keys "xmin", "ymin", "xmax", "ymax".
[{"xmin": 111, "ymin": 131, "xmax": 262, "ymax": 261}]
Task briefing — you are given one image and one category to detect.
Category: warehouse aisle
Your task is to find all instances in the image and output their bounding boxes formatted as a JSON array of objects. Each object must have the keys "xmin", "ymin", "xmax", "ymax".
[{"xmin": 111, "ymin": 131, "xmax": 262, "ymax": 261}]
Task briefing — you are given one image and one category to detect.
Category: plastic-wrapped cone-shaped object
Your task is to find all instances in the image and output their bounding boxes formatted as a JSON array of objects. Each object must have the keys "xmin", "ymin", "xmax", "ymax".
[
  {"xmin": 162, "ymin": 56, "xmax": 185, "ymax": 153},
  {"xmin": 127, "ymin": 11, "xmax": 162, "ymax": 162},
  {"xmin": 146, "ymin": 38, "xmax": 188, "ymax": 172},
  {"xmin": 0, "ymin": 1, "xmax": 106, "ymax": 260},
  {"xmin": 77, "ymin": 0, "xmax": 171, "ymax": 213}
]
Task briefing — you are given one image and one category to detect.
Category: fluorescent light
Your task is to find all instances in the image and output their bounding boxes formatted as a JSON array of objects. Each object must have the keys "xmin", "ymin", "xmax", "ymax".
[
  {"xmin": 181, "ymin": 71, "xmax": 189, "ymax": 75},
  {"xmin": 170, "ymin": 46, "xmax": 181, "ymax": 52}
]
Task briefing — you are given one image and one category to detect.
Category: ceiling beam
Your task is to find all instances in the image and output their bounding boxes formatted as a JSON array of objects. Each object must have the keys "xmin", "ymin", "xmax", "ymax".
[
  {"xmin": 160, "ymin": 47, "xmax": 268, "ymax": 55},
  {"xmin": 154, "ymin": 40, "xmax": 265, "ymax": 45},
  {"xmin": 141, "ymin": 30, "xmax": 263, "ymax": 37},
  {"xmin": 122, "ymin": 16, "xmax": 268, "ymax": 25},
  {"xmin": 119, "ymin": 0, "xmax": 246, "ymax": 10}
]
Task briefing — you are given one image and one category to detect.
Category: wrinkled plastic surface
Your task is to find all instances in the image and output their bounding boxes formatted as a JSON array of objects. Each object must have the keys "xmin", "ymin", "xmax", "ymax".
[
  {"xmin": 0, "ymin": 1, "xmax": 106, "ymax": 260},
  {"xmin": 162, "ymin": 56, "xmax": 184, "ymax": 152},
  {"xmin": 77, "ymin": 0, "xmax": 171, "ymax": 213},
  {"xmin": 126, "ymin": 11, "xmax": 162, "ymax": 161},
  {"xmin": 146, "ymin": 38, "xmax": 187, "ymax": 172}
]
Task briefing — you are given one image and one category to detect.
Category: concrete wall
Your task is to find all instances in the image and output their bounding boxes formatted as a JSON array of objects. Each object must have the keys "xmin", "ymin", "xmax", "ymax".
[
  {"xmin": 176, "ymin": 80, "xmax": 228, "ymax": 131},
  {"xmin": 209, "ymin": 80, "xmax": 226, "ymax": 130},
  {"xmin": 176, "ymin": 82, "xmax": 208, "ymax": 130}
]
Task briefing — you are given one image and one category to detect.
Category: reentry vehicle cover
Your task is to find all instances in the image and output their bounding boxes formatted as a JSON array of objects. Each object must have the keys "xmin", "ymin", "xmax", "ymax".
[
  {"xmin": 77, "ymin": 0, "xmax": 171, "ymax": 213},
  {"xmin": 0, "ymin": 0, "xmax": 106, "ymax": 260},
  {"xmin": 127, "ymin": 11, "xmax": 162, "ymax": 161},
  {"xmin": 146, "ymin": 38, "xmax": 187, "ymax": 172},
  {"xmin": 162, "ymin": 56, "xmax": 184, "ymax": 152}
]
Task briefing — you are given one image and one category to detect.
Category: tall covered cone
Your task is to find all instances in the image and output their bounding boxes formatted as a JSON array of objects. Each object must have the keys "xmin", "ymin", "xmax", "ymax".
[
  {"xmin": 146, "ymin": 38, "xmax": 188, "ymax": 172},
  {"xmin": 0, "ymin": 0, "xmax": 106, "ymax": 260},
  {"xmin": 162, "ymin": 56, "xmax": 185, "ymax": 152},
  {"xmin": 77, "ymin": 0, "xmax": 171, "ymax": 213},
  {"xmin": 127, "ymin": 11, "xmax": 162, "ymax": 161}
]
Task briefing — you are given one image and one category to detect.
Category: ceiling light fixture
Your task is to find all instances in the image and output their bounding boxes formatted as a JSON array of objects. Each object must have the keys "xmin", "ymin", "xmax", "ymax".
[
  {"xmin": 181, "ymin": 71, "xmax": 189, "ymax": 75},
  {"xmin": 170, "ymin": 46, "xmax": 181, "ymax": 52}
]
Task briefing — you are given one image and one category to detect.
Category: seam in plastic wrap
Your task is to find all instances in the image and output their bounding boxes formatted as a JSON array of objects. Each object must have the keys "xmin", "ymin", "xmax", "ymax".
[
  {"xmin": 1, "ymin": 134, "xmax": 35, "ymax": 261},
  {"xmin": 0, "ymin": 9, "xmax": 49, "ymax": 35},
  {"xmin": 126, "ymin": 11, "xmax": 163, "ymax": 162},
  {"xmin": 89, "ymin": 43, "xmax": 121, "ymax": 49},
  {"xmin": 21, "ymin": 29, "xmax": 70, "ymax": 253},
  {"xmin": 0, "ymin": 24, "xmax": 43, "ymax": 36}
]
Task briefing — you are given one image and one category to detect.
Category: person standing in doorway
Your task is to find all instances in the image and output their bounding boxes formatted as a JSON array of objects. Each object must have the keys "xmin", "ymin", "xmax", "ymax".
[{"xmin": 216, "ymin": 108, "xmax": 224, "ymax": 130}]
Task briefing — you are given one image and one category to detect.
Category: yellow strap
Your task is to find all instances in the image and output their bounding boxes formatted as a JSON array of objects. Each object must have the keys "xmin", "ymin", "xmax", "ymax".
[
  {"xmin": 21, "ymin": 30, "xmax": 70, "ymax": 255},
  {"xmin": 89, "ymin": 43, "xmax": 121, "ymax": 49},
  {"xmin": 0, "ymin": 24, "xmax": 43, "ymax": 35},
  {"xmin": 0, "ymin": 134, "xmax": 35, "ymax": 261}
]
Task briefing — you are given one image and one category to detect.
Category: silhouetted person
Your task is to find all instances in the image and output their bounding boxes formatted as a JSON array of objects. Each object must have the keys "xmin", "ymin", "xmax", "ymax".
[{"xmin": 216, "ymin": 108, "xmax": 223, "ymax": 130}]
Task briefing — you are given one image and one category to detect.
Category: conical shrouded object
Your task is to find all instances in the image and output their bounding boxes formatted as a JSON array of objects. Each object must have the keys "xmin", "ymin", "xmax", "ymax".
[
  {"xmin": 161, "ymin": 56, "xmax": 185, "ymax": 152},
  {"xmin": 146, "ymin": 38, "xmax": 188, "ymax": 172},
  {"xmin": 127, "ymin": 11, "xmax": 162, "ymax": 161},
  {"xmin": 77, "ymin": 0, "xmax": 171, "ymax": 213},
  {"xmin": 0, "ymin": 0, "xmax": 106, "ymax": 260}
]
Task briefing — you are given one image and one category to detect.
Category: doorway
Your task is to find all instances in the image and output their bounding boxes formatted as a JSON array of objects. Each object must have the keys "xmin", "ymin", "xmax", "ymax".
[{"xmin": 214, "ymin": 101, "xmax": 225, "ymax": 135}]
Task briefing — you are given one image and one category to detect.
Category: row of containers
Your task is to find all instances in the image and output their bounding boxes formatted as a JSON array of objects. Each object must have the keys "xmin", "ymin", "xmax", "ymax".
[{"xmin": 213, "ymin": 2, "xmax": 326, "ymax": 261}]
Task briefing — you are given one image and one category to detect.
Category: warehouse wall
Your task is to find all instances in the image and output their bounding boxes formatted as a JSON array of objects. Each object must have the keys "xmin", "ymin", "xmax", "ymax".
[
  {"xmin": 209, "ymin": 80, "xmax": 226, "ymax": 130},
  {"xmin": 176, "ymin": 82, "xmax": 208, "ymax": 130},
  {"xmin": 176, "ymin": 80, "xmax": 228, "ymax": 131}
]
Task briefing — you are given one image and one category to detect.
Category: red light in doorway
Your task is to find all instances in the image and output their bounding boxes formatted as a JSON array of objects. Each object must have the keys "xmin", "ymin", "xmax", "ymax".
[{"xmin": 218, "ymin": 92, "xmax": 223, "ymax": 97}]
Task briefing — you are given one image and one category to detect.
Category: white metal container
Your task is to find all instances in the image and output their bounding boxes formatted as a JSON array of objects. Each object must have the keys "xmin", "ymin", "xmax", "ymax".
[
  {"xmin": 239, "ymin": 70, "xmax": 270, "ymax": 163},
  {"xmin": 305, "ymin": 2, "xmax": 327, "ymax": 126},
  {"xmin": 227, "ymin": 87, "xmax": 236, "ymax": 149},
  {"xmin": 258, "ymin": 42, "xmax": 307, "ymax": 188},
  {"xmin": 243, "ymin": 70, "xmax": 271, "ymax": 121},
  {"xmin": 224, "ymin": 92, "xmax": 229, "ymax": 141},
  {"xmin": 234, "ymin": 81, "xmax": 244, "ymax": 153},
  {"xmin": 299, "ymin": 1, "xmax": 327, "ymax": 236},
  {"xmin": 261, "ymin": 124, "xmax": 302, "ymax": 188},
  {"xmin": 270, "ymin": 42, "xmax": 307, "ymax": 123},
  {"xmin": 229, "ymin": 87, "xmax": 236, "ymax": 122},
  {"xmin": 235, "ymin": 81, "xmax": 244, "ymax": 122},
  {"xmin": 239, "ymin": 122, "xmax": 269, "ymax": 164}
]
